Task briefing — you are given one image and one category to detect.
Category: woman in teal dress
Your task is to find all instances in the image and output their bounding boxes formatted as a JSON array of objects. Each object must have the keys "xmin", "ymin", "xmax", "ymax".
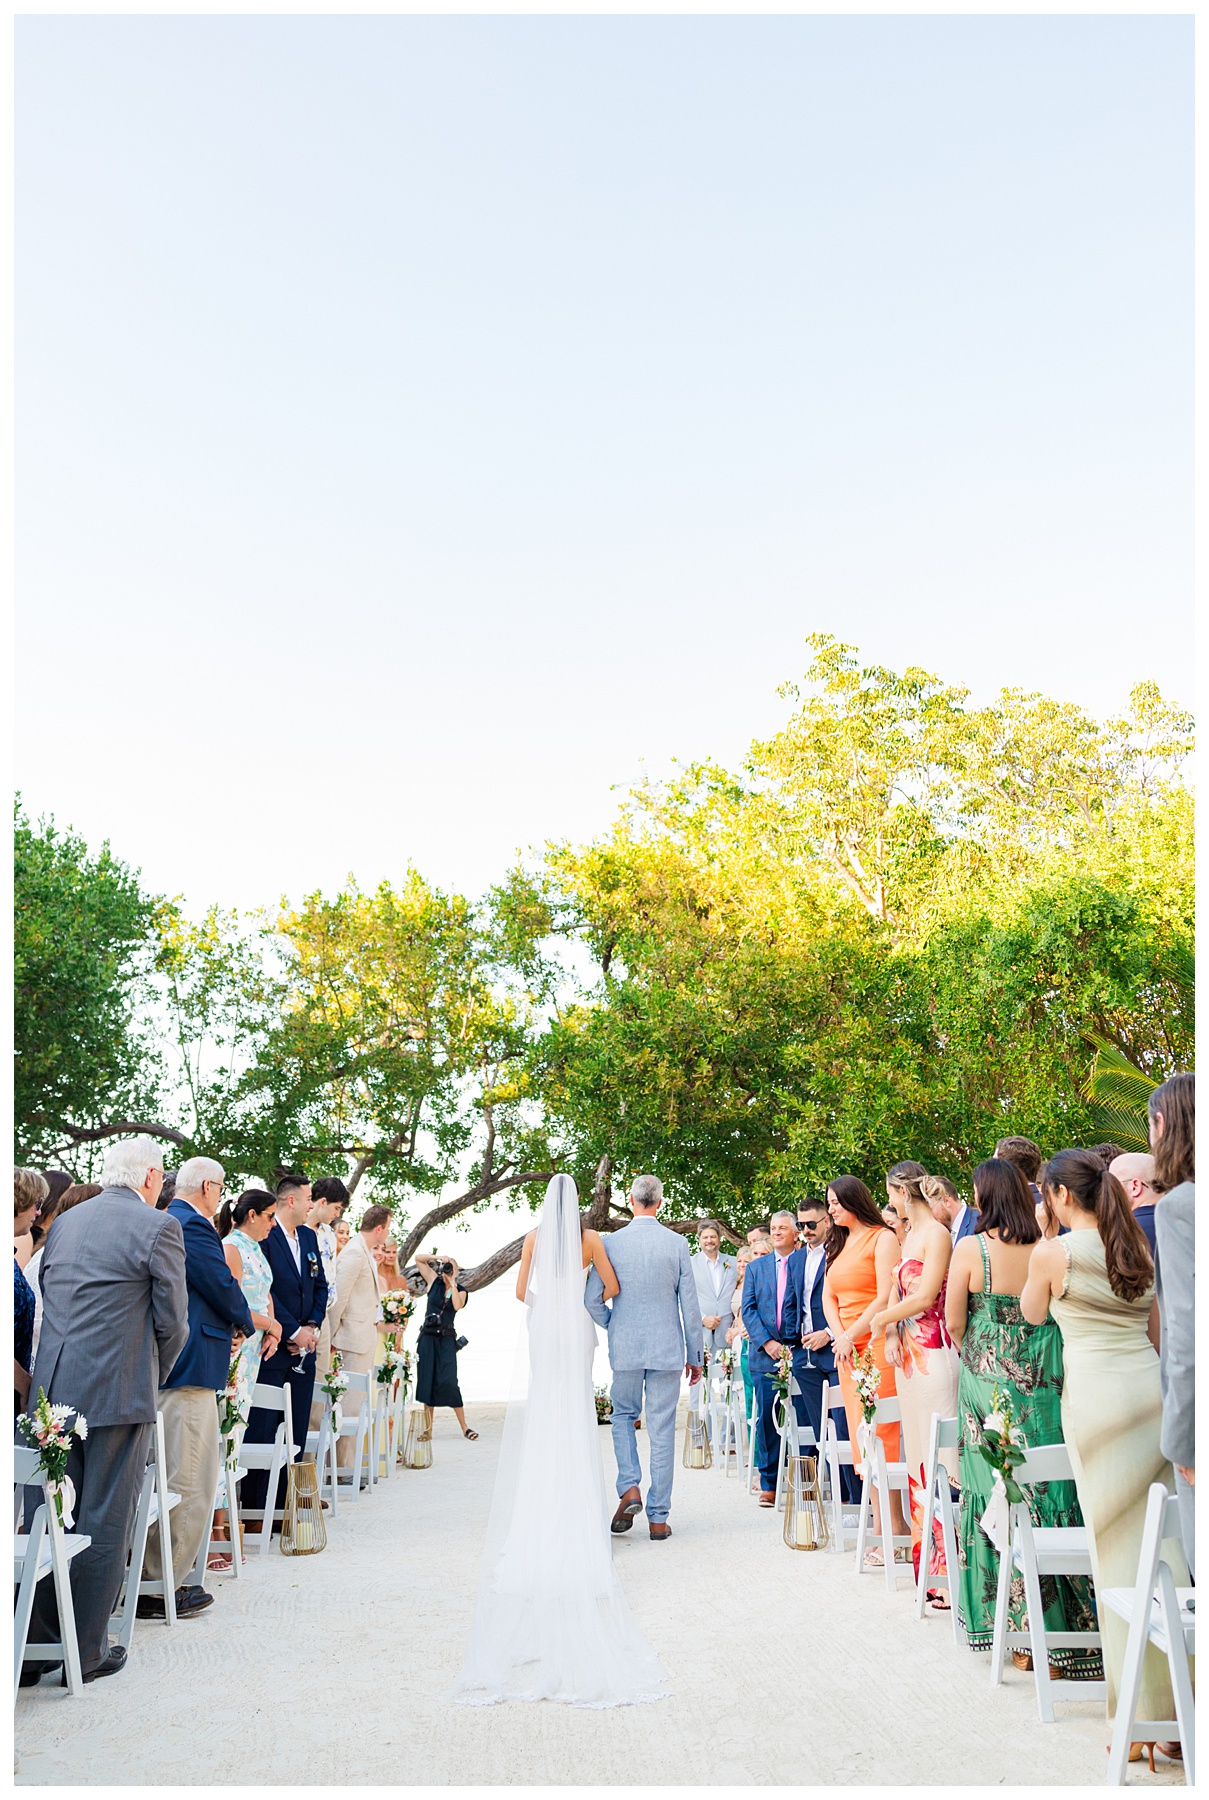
[
  {"xmin": 945, "ymin": 1160, "xmax": 1100, "ymax": 1673},
  {"xmin": 218, "ymin": 1189, "xmax": 282, "ymax": 1421}
]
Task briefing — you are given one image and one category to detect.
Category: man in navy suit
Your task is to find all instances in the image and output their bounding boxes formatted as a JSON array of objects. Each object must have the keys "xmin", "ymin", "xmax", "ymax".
[
  {"xmin": 143, "ymin": 1157, "xmax": 254, "ymax": 1617},
  {"xmin": 793, "ymin": 1199, "xmax": 858, "ymax": 1503},
  {"xmin": 741, "ymin": 1211, "xmax": 801, "ymax": 1507},
  {"xmin": 241, "ymin": 1172, "xmax": 328, "ymax": 1517}
]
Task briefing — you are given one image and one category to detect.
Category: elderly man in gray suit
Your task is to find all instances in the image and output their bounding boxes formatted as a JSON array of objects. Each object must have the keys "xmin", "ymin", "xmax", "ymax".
[
  {"xmin": 23, "ymin": 1137, "xmax": 188, "ymax": 1685},
  {"xmin": 586, "ymin": 1174, "xmax": 703, "ymax": 1541},
  {"xmin": 691, "ymin": 1221, "xmax": 737, "ymax": 1371}
]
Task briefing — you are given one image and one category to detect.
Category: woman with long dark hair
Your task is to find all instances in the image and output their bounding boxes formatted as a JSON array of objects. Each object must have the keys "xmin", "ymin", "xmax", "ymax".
[
  {"xmin": 946, "ymin": 1159, "xmax": 1099, "ymax": 1672},
  {"xmin": 821, "ymin": 1175, "xmax": 906, "ymax": 1559},
  {"xmin": 1022, "ymin": 1148, "xmax": 1185, "ymax": 1753}
]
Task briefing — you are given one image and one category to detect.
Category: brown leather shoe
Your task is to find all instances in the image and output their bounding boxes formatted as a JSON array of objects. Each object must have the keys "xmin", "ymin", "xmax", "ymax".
[
  {"xmin": 649, "ymin": 1522, "xmax": 672, "ymax": 1540},
  {"xmin": 611, "ymin": 1487, "xmax": 643, "ymax": 1533},
  {"xmin": 759, "ymin": 1490, "xmax": 776, "ymax": 1508}
]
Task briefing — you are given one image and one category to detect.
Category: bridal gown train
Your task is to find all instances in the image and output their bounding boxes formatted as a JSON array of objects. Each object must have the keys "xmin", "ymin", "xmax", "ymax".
[{"xmin": 450, "ymin": 1176, "xmax": 669, "ymax": 1707}]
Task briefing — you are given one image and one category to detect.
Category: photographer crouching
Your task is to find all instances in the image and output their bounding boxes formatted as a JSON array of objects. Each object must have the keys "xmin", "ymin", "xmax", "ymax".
[{"xmin": 413, "ymin": 1250, "xmax": 476, "ymax": 1441}]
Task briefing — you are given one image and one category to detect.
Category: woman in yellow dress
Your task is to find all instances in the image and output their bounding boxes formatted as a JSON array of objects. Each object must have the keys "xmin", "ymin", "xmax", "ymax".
[
  {"xmin": 1023, "ymin": 1147, "xmax": 1188, "ymax": 1752},
  {"xmin": 822, "ymin": 1175, "xmax": 907, "ymax": 1556}
]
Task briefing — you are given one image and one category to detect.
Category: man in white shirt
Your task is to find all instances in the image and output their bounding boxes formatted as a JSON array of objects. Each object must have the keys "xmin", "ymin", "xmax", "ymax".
[
  {"xmin": 307, "ymin": 1176, "xmax": 349, "ymax": 1427},
  {"xmin": 690, "ymin": 1222, "xmax": 737, "ymax": 1372}
]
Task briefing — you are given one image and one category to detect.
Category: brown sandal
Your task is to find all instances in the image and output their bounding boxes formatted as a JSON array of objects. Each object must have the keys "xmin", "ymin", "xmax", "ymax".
[{"xmin": 463, "ymin": 1428, "xmax": 479, "ymax": 1440}]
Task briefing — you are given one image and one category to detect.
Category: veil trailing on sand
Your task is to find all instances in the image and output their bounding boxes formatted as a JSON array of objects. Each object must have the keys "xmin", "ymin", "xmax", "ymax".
[{"xmin": 449, "ymin": 1174, "xmax": 669, "ymax": 1708}]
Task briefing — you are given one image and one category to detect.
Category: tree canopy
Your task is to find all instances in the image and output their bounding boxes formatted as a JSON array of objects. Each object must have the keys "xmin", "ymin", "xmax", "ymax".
[{"xmin": 14, "ymin": 641, "xmax": 1193, "ymax": 1279}]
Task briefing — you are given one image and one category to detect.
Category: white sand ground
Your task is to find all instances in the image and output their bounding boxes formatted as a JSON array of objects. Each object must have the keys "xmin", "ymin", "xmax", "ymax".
[{"xmin": 15, "ymin": 1402, "xmax": 1185, "ymax": 1787}]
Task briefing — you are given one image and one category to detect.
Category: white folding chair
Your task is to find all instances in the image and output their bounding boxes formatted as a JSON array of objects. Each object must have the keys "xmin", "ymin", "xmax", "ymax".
[
  {"xmin": 14, "ymin": 1445, "xmax": 91, "ymax": 1697},
  {"xmin": 820, "ymin": 1380, "xmax": 861, "ymax": 1552},
  {"xmin": 914, "ymin": 1412, "xmax": 964, "ymax": 1644},
  {"xmin": 853, "ymin": 1395, "xmax": 912, "ymax": 1592},
  {"xmin": 774, "ymin": 1370, "xmax": 819, "ymax": 1509},
  {"xmin": 304, "ymin": 1401, "xmax": 339, "ymax": 1515},
  {"xmin": 1105, "ymin": 1482, "xmax": 1195, "ymax": 1784},
  {"xmin": 373, "ymin": 1380, "xmax": 392, "ymax": 1481},
  {"xmin": 237, "ymin": 1381, "xmax": 294, "ymax": 1552},
  {"xmin": 989, "ymin": 1442, "xmax": 1106, "ymax": 1721},
  {"xmin": 718, "ymin": 1365, "xmax": 749, "ymax": 1477},
  {"xmin": 389, "ymin": 1369, "xmax": 410, "ymax": 1468},
  {"xmin": 744, "ymin": 1380, "xmax": 761, "ymax": 1496},
  {"xmin": 111, "ymin": 1410, "xmax": 182, "ymax": 1646},
  {"xmin": 334, "ymin": 1371, "xmax": 374, "ymax": 1497}
]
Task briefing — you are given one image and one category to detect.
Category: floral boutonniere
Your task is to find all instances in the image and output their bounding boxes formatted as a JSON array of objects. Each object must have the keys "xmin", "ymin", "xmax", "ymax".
[{"xmin": 306, "ymin": 1250, "xmax": 320, "ymax": 1276}]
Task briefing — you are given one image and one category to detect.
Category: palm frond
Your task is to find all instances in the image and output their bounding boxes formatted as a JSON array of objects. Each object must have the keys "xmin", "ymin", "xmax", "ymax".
[{"xmin": 1084, "ymin": 1103, "xmax": 1152, "ymax": 1154}]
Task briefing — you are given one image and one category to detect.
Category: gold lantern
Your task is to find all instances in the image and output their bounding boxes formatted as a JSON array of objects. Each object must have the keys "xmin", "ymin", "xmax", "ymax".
[
  {"xmin": 782, "ymin": 1453, "xmax": 829, "ymax": 1551},
  {"xmin": 402, "ymin": 1405, "xmax": 433, "ymax": 1469},
  {"xmin": 279, "ymin": 1456, "xmax": 328, "ymax": 1556},
  {"xmin": 682, "ymin": 1400, "xmax": 713, "ymax": 1470}
]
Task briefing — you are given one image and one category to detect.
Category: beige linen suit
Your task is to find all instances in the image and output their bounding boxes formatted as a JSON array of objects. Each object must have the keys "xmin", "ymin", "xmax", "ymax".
[{"xmin": 327, "ymin": 1235, "xmax": 382, "ymax": 1466}]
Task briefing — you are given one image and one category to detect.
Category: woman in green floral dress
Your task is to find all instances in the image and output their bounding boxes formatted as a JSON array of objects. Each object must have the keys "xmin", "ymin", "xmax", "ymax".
[{"xmin": 945, "ymin": 1161, "xmax": 1101, "ymax": 1674}]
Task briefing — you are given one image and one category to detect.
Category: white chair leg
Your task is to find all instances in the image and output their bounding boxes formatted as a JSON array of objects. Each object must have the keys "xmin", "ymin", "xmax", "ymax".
[
  {"xmin": 1106, "ymin": 1582, "xmax": 1151, "ymax": 1782},
  {"xmin": 916, "ymin": 1461, "xmax": 937, "ymax": 1619},
  {"xmin": 51, "ymin": 1521, "xmax": 85, "ymax": 1695},
  {"xmin": 989, "ymin": 1528, "xmax": 1012, "ymax": 1688},
  {"xmin": 877, "ymin": 1456, "xmax": 897, "ymax": 1595},
  {"xmin": 14, "ymin": 1509, "xmax": 46, "ymax": 1698},
  {"xmin": 154, "ymin": 1416, "xmax": 177, "ymax": 1624},
  {"xmin": 938, "ymin": 1482, "xmax": 964, "ymax": 1647},
  {"xmin": 854, "ymin": 1472, "xmax": 871, "ymax": 1572},
  {"xmin": 1158, "ymin": 1563, "xmax": 1195, "ymax": 1784},
  {"xmin": 1019, "ymin": 1530, "xmax": 1055, "ymax": 1724}
]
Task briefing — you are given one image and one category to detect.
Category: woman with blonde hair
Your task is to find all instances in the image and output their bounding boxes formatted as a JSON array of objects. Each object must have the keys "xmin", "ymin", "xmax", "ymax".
[{"xmin": 871, "ymin": 1163, "xmax": 959, "ymax": 1597}]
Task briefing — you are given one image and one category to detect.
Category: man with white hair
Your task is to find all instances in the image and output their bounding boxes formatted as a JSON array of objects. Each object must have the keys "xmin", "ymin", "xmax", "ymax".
[
  {"xmin": 141, "ymin": 1156, "xmax": 254, "ymax": 1619},
  {"xmin": 1109, "ymin": 1151, "xmax": 1161, "ymax": 1256},
  {"xmin": 24, "ymin": 1137, "xmax": 188, "ymax": 1686}
]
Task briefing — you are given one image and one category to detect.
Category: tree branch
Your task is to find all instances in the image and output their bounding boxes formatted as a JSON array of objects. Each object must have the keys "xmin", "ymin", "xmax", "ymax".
[
  {"xmin": 397, "ymin": 1167, "xmax": 553, "ymax": 1266},
  {"xmin": 43, "ymin": 1118, "xmax": 189, "ymax": 1150},
  {"xmin": 458, "ymin": 1235, "xmax": 528, "ymax": 1291}
]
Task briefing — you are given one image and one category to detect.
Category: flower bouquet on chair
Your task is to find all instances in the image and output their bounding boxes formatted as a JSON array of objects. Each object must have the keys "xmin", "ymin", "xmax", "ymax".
[
  {"xmin": 852, "ymin": 1343, "xmax": 882, "ymax": 1465},
  {"xmin": 320, "ymin": 1348, "xmax": 350, "ymax": 1434},
  {"xmin": 977, "ymin": 1385, "xmax": 1028, "ymax": 1554},
  {"xmin": 18, "ymin": 1389, "xmax": 87, "ymax": 1527}
]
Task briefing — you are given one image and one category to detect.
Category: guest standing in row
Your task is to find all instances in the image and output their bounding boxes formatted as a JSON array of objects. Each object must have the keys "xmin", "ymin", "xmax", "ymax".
[
  {"xmin": 241, "ymin": 1173, "xmax": 327, "ymax": 1519},
  {"xmin": 24, "ymin": 1137, "xmax": 188, "ymax": 1685},
  {"xmin": 742, "ymin": 1212, "xmax": 801, "ymax": 1505},
  {"xmin": 725, "ymin": 1243, "xmax": 759, "ymax": 1418},
  {"xmin": 143, "ymin": 1158, "xmax": 254, "ymax": 1619},
  {"xmin": 14, "ymin": 1169, "xmax": 44, "ymax": 1410},
  {"xmin": 218, "ymin": 1188, "xmax": 283, "ymax": 1420},
  {"xmin": 1109, "ymin": 1152, "xmax": 1160, "ymax": 1256},
  {"xmin": 1022, "ymin": 1149, "xmax": 1186, "ymax": 1733},
  {"xmin": 822, "ymin": 1177, "xmax": 906, "ymax": 1554},
  {"xmin": 946, "ymin": 1159, "xmax": 1099, "ymax": 1669},
  {"xmin": 792, "ymin": 1197, "xmax": 857, "ymax": 1500},
  {"xmin": 1149, "ymin": 1072, "xmax": 1195, "ymax": 1575},
  {"xmin": 692, "ymin": 1222, "xmax": 737, "ymax": 1374},
  {"xmin": 871, "ymin": 1162, "xmax": 959, "ymax": 1594},
  {"xmin": 329, "ymin": 1205, "xmax": 391, "ymax": 1470}
]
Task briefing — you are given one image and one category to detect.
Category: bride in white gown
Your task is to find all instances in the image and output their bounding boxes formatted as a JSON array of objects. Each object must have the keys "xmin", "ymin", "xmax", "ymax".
[{"xmin": 450, "ymin": 1174, "xmax": 670, "ymax": 1708}]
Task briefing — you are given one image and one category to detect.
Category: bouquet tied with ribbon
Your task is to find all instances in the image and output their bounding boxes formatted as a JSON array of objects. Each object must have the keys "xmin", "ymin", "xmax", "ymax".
[
  {"xmin": 19, "ymin": 1388, "xmax": 88, "ymax": 1527},
  {"xmin": 977, "ymin": 1385, "xmax": 1028, "ymax": 1553}
]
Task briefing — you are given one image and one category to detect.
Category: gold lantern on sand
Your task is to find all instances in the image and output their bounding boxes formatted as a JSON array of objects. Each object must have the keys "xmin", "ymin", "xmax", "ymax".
[
  {"xmin": 402, "ymin": 1406, "xmax": 433, "ymax": 1470},
  {"xmin": 682, "ymin": 1399, "xmax": 713, "ymax": 1470},
  {"xmin": 783, "ymin": 1453, "xmax": 829, "ymax": 1550},
  {"xmin": 279, "ymin": 1456, "xmax": 327, "ymax": 1556}
]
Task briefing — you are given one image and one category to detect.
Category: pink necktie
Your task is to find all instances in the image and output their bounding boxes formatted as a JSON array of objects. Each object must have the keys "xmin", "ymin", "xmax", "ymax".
[{"xmin": 775, "ymin": 1256, "xmax": 787, "ymax": 1330}]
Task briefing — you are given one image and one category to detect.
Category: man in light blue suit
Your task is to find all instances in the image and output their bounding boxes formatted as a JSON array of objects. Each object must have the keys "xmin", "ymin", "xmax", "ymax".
[{"xmin": 586, "ymin": 1175, "xmax": 704, "ymax": 1541}]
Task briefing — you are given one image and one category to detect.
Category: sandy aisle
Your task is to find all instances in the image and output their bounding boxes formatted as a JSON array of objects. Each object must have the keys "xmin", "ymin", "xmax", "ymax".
[{"xmin": 15, "ymin": 1401, "xmax": 1181, "ymax": 1786}]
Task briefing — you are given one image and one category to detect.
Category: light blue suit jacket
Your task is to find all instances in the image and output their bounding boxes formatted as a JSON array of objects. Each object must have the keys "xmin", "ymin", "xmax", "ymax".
[{"xmin": 585, "ymin": 1217, "xmax": 704, "ymax": 1372}]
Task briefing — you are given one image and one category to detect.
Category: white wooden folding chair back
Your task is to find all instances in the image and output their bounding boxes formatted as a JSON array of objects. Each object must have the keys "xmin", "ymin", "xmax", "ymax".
[
  {"xmin": 819, "ymin": 1381, "xmax": 860, "ymax": 1552},
  {"xmin": 389, "ymin": 1373, "xmax": 409, "ymax": 1469},
  {"xmin": 988, "ymin": 1440, "xmax": 1105, "ymax": 1721},
  {"xmin": 744, "ymin": 1380, "xmax": 761, "ymax": 1497},
  {"xmin": 14, "ymin": 1444, "xmax": 91, "ymax": 1697},
  {"xmin": 853, "ymin": 1395, "xmax": 912, "ymax": 1592},
  {"xmin": 373, "ymin": 1381, "xmax": 392, "ymax": 1481},
  {"xmin": 774, "ymin": 1371, "xmax": 819, "ymax": 1509},
  {"xmin": 335, "ymin": 1371, "xmax": 374, "ymax": 1498},
  {"xmin": 237, "ymin": 1381, "xmax": 294, "ymax": 1552},
  {"xmin": 305, "ymin": 1402, "xmax": 338, "ymax": 1513},
  {"xmin": 914, "ymin": 1413, "xmax": 964, "ymax": 1643},
  {"xmin": 1104, "ymin": 1483, "xmax": 1195, "ymax": 1783},
  {"xmin": 719, "ymin": 1372, "xmax": 748, "ymax": 1477},
  {"xmin": 111, "ymin": 1410, "xmax": 181, "ymax": 1646},
  {"xmin": 187, "ymin": 1433, "xmax": 246, "ymax": 1586}
]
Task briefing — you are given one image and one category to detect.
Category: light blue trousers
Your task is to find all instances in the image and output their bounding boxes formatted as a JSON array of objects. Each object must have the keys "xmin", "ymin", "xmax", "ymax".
[{"xmin": 610, "ymin": 1367, "xmax": 681, "ymax": 1523}]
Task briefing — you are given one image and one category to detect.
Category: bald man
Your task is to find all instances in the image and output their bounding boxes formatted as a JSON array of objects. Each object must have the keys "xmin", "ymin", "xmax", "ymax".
[{"xmin": 1110, "ymin": 1152, "xmax": 1160, "ymax": 1256}]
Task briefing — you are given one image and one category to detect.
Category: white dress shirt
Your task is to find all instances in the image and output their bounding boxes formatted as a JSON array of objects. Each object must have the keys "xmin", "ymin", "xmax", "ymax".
[{"xmin": 950, "ymin": 1204, "xmax": 969, "ymax": 1244}]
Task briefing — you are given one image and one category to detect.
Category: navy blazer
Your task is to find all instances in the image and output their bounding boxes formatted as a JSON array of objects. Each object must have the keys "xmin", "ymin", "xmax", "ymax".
[
  {"xmin": 260, "ymin": 1222, "xmax": 328, "ymax": 1375},
  {"xmin": 741, "ymin": 1249, "xmax": 801, "ymax": 1372},
  {"xmin": 794, "ymin": 1246, "xmax": 836, "ymax": 1375},
  {"xmin": 162, "ymin": 1197, "xmax": 255, "ymax": 1391},
  {"xmin": 953, "ymin": 1204, "xmax": 979, "ymax": 1244}
]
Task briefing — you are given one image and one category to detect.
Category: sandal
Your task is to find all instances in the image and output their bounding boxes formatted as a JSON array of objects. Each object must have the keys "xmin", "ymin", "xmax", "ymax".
[
  {"xmin": 864, "ymin": 1547, "xmax": 884, "ymax": 1568},
  {"xmin": 926, "ymin": 1589, "xmax": 950, "ymax": 1611},
  {"xmin": 462, "ymin": 1428, "xmax": 479, "ymax": 1440},
  {"xmin": 207, "ymin": 1553, "xmax": 233, "ymax": 1572}
]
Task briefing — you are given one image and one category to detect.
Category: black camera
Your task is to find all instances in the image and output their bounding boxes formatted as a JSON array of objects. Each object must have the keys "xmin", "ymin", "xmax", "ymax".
[
  {"xmin": 436, "ymin": 1259, "xmax": 454, "ymax": 1275},
  {"xmin": 455, "ymin": 1334, "xmax": 469, "ymax": 1351}
]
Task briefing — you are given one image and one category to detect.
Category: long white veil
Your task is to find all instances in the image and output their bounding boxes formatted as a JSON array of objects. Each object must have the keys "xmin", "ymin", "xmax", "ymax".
[{"xmin": 450, "ymin": 1174, "xmax": 669, "ymax": 1707}]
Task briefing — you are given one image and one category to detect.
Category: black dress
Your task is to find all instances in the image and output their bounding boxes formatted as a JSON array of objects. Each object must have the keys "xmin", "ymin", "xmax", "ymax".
[{"xmin": 416, "ymin": 1277, "xmax": 465, "ymax": 1408}]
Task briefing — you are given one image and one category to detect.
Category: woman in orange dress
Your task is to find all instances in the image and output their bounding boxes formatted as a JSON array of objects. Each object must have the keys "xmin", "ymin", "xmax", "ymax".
[{"xmin": 822, "ymin": 1175, "xmax": 908, "ymax": 1553}]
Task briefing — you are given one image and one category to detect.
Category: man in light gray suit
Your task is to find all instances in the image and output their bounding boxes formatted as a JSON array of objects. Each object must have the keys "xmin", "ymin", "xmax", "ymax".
[
  {"xmin": 586, "ymin": 1174, "xmax": 703, "ymax": 1541},
  {"xmin": 691, "ymin": 1221, "xmax": 737, "ymax": 1367},
  {"xmin": 24, "ymin": 1136, "xmax": 188, "ymax": 1685},
  {"xmin": 1155, "ymin": 1183, "xmax": 1195, "ymax": 1575}
]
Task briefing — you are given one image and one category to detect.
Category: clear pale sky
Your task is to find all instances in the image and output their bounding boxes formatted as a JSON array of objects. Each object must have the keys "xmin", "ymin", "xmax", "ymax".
[{"xmin": 17, "ymin": 14, "xmax": 1193, "ymax": 918}]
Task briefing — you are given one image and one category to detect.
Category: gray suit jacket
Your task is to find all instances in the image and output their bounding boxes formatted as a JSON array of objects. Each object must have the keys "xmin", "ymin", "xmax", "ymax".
[
  {"xmin": 586, "ymin": 1217, "xmax": 704, "ymax": 1372},
  {"xmin": 1155, "ymin": 1182, "xmax": 1194, "ymax": 1469},
  {"xmin": 691, "ymin": 1250, "xmax": 737, "ymax": 1324},
  {"xmin": 32, "ymin": 1185, "xmax": 189, "ymax": 1428}
]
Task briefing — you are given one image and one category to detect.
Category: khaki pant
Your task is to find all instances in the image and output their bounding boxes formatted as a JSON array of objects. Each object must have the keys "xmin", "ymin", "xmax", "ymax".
[
  {"xmin": 333, "ymin": 1346, "xmax": 375, "ymax": 1468},
  {"xmin": 145, "ymin": 1385, "xmax": 220, "ymax": 1587}
]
